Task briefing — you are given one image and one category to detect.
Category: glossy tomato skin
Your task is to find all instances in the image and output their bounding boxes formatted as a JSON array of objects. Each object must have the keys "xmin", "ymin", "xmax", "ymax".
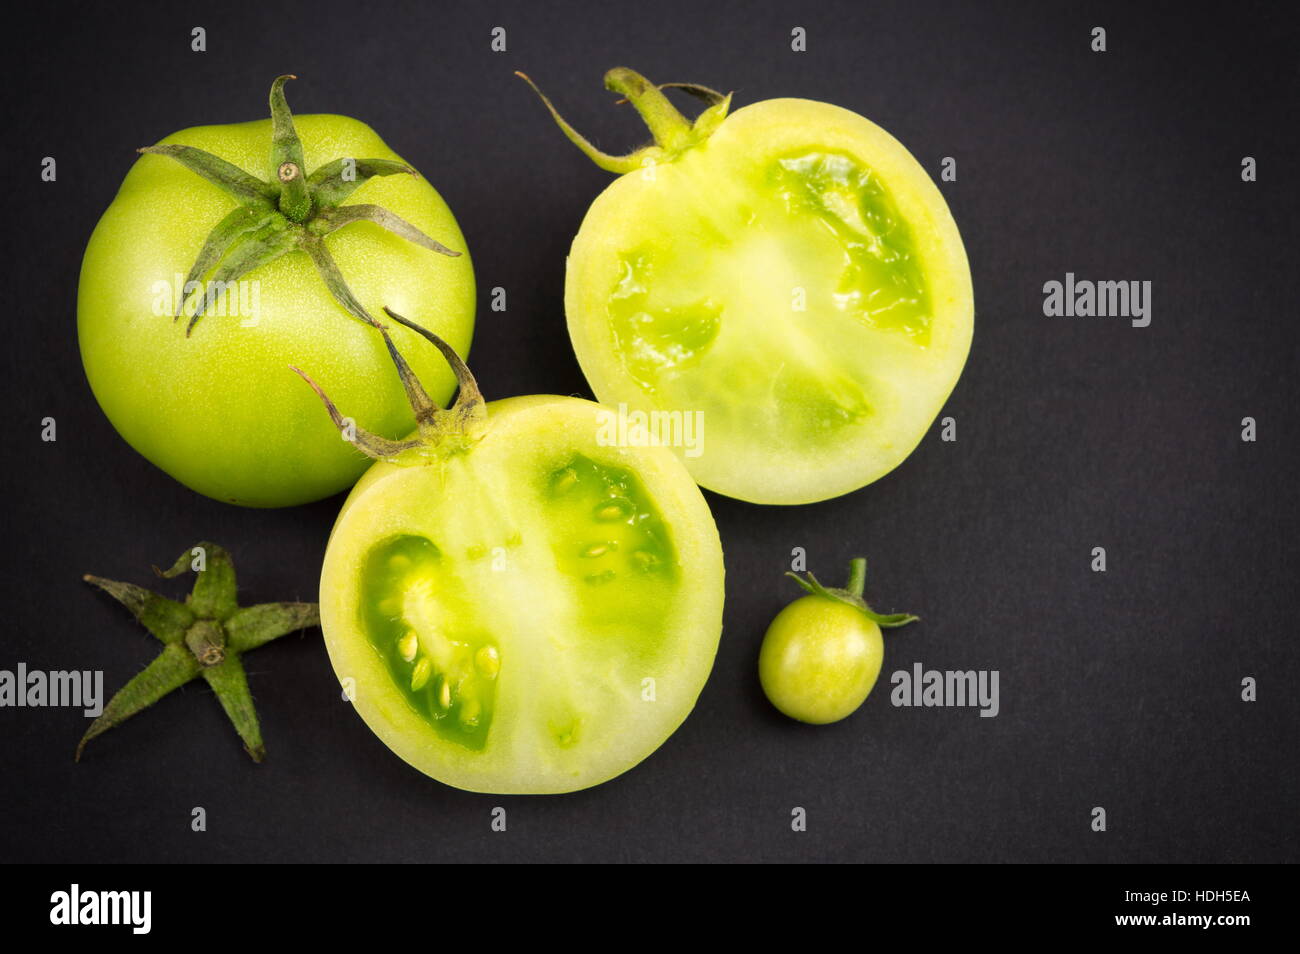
[
  {"xmin": 78, "ymin": 114, "xmax": 474, "ymax": 507},
  {"xmin": 758, "ymin": 595, "xmax": 884, "ymax": 724},
  {"xmin": 566, "ymin": 98, "xmax": 973, "ymax": 505},
  {"xmin": 319, "ymin": 394, "xmax": 725, "ymax": 794}
]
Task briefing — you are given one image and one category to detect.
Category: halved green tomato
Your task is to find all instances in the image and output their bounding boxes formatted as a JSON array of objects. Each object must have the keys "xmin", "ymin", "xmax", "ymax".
[
  {"xmin": 525, "ymin": 69, "xmax": 973, "ymax": 504},
  {"xmin": 306, "ymin": 313, "xmax": 724, "ymax": 794}
]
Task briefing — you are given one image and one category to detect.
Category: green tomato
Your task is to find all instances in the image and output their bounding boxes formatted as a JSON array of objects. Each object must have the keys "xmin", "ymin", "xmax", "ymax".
[
  {"xmin": 78, "ymin": 77, "xmax": 474, "ymax": 507},
  {"xmin": 303, "ymin": 312, "xmax": 724, "ymax": 794},
  {"xmin": 759, "ymin": 558, "xmax": 916, "ymax": 724},
  {"xmin": 760, "ymin": 597, "xmax": 883, "ymax": 724},
  {"xmin": 523, "ymin": 69, "xmax": 973, "ymax": 504}
]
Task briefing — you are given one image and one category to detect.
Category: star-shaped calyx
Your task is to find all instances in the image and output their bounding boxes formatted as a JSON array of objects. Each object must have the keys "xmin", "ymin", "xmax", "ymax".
[
  {"xmin": 78, "ymin": 543, "xmax": 318, "ymax": 763},
  {"xmin": 143, "ymin": 74, "xmax": 459, "ymax": 335}
]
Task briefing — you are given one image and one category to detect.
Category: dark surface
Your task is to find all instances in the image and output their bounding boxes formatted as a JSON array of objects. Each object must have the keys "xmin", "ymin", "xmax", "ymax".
[{"xmin": 1, "ymin": 0, "xmax": 1297, "ymax": 863}]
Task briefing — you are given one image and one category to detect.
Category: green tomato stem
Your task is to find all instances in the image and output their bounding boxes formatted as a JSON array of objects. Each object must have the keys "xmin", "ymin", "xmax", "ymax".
[
  {"xmin": 184, "ymin": 619, "xmax": 227, "ymax": 667},
  {"xmin": 269, "ymin": 75, "xmax": 312, "ymax": 222},
  {"xmin": 845, "ymin": 557, "xmax": 866, "ymax": 599},
  {"xmin": 602, "ymin": 68, "xmax": 693, "ymax": 152},
  {"xmin": 785, "ymin": 557, "xmax": 918, "ymax": 629},
  {"xmin": 517, "ymin": 67, "xmax": 733, "ymax": 174}
]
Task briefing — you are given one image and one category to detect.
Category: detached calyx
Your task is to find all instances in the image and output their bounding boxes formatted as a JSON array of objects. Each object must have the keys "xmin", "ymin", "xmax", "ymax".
[
  {"xmin": 79, "ymin": 543, "xmax": 319, "ymax": 762},
  {"xmin": 144, "ymin": 74, "xmax": 460, "ymax": 335}
]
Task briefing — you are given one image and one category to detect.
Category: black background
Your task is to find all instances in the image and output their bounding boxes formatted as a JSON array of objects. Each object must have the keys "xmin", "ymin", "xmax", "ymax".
[{"xmin": 2, "ymin": 0, "xmax": 1297, "ymax": 864}]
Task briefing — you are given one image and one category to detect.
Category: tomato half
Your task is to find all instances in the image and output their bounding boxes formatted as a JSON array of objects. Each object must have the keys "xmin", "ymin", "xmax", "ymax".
[
  {"xmin": 307, "ymin": 314, "xmax": 724, "ymax": 794},
  {"xmin": 525, "ymin": 69, "xmax": 972, "ymax": 505},
  {"xmin": 78, "ymin": 77, "xmax": 474, "ymax": 507}
]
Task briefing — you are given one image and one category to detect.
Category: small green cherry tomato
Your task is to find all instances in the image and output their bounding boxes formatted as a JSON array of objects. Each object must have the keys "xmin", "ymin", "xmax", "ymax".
[
  {"xmin": 759, "ymin": 558, "xmax": 916, "ymax": 724},
  {"xmin": 297, "ymin": 310, "xmax": 724, "ymax": 794},
  {"xmin": 521, "ymin": 68, "xmax": 973, "ymax": 505},
  {"xmin": 78, "ymin": 76, "xmax": 474, "ymax": 507}
]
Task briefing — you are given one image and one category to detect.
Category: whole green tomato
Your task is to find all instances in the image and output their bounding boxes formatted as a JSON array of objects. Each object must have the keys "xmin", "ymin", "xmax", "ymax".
[
  {"xmin": 78, "ymin": 76, "xmax": 474, "ymax": 507},
  {"xmin": 759, "ymin": 558, "xmax": 916, "ymax": 724},
  {"xmin": 521, "ymin": 68, "xmax": 972, "ymax": 505},
  {"xmin": 295, "ymin": 310, "xmax": 725, "ymax": 794}
]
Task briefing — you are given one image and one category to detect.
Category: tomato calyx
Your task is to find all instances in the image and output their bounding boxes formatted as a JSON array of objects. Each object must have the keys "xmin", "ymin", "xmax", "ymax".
[
  {"xmin": 291, "ymin": 307, "xmax": 487, "ymax": 463},
  {"xmin": 139, "ymin": 75, "xmax": 462, "ymax": 336},
  {"xmin": 78, "ymin": 542, "xmax": 319, "ymax": 763},
  {"xmin": 786, "ymin": 557, "xmax": 919, "ymax": 628},
  {"xmin": 516, "ymin": 67, "xmax": 732, "ymax": 174}
]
